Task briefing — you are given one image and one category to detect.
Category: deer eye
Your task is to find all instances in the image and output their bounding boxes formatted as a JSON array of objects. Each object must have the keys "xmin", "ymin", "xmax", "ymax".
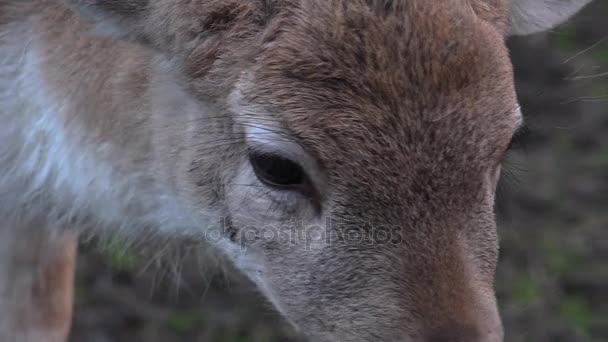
[
  {"xmin": 249, "ymin": 152, "xmax": 307, "ymax": 190},
  {"xmin": 506, "ymin": 125, "xmax": 528, "ymax": 152}
]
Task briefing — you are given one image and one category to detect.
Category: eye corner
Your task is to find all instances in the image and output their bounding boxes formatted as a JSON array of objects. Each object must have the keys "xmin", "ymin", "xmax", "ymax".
[{"xmin": 505, "ymin": 123, "xmax": 529, "ymax": 153}]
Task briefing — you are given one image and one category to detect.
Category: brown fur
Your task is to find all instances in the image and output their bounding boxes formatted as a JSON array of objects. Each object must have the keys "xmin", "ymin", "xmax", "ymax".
[{"xmin": 0, "ymin": 0, "xmax": 592, "ymax": 341}]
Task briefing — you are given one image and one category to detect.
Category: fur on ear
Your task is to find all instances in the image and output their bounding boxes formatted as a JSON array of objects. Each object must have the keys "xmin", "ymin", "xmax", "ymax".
[
  {"xmin": 64, "ymin": 0, "xmax": 149, "ymax": 39},
  {"xmin": 507, "ymin": 0, "xmax": 593, "ymax": 35}
]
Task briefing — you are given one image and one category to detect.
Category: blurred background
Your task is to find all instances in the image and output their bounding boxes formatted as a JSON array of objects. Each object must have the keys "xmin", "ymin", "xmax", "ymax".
[{"xmin": 68, "ymin": 2, "xmax": 607, "ymax": 342}]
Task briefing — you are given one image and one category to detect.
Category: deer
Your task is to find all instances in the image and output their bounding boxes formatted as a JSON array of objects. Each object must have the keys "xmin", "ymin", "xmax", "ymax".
[{"xmin": 0, "ymin": 0, "xmax": 594, "ymax": 341}]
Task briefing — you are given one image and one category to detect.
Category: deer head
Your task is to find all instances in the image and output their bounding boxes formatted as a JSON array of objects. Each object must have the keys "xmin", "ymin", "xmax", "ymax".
[{"xmin": 55, "ymin": 0, "xmax": 593, "ymax": 341}]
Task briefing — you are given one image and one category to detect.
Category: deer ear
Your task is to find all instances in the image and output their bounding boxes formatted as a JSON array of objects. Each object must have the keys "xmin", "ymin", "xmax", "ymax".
[
  {"xmin": 507, "ymin": 0, "xmax": 593, "ymax": 35},
  {"xmin": 64, "ymin": 0, "xmax": 150, "ymax": 40}
]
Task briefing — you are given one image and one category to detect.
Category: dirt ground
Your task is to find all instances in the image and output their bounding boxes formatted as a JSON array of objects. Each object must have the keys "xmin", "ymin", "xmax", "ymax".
[{"xmin": 68, "ymin": 3, "xmax": 608, "ymax": 342}]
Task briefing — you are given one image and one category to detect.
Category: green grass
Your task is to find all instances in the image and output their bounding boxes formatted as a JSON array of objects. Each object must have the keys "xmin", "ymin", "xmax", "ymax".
[
  {"xmin": 554, "ymin": 25, "xmax": 579, "ymax": 52},
  {"xmin": 559, "ymin": 296, "xmax": 593, "ymax": 335},
  {"xmin": 73, "ymin": 284, "xmax": 87, "ymax": 306},
  {"xmin": 513, "ymin": 274, "xmax": 541, "ymax": 305},
  {"xmin": 588, "ymin": 81, "xmax": 608, "ymax": 98},
  {"xmin": 586, "ymin": 145, "xmax": 608, "ymax": 168},
  {"xmin": 554, "ymin": 133, "xmax": 577, "ymax": 156},
  {"xmin": 99, "ymin": 238, "xmax": 141, "ymax": 272},
  {"xmin": 541, "ymin": 238, "xmax": 583, "ymax": 275},
  {"xmin": 592, "ymin": 47, "xmax": 608, "ymax": 65},
  {"xmin": 167, "ymin": 309, "xmax": 206, "ymax": 334}
]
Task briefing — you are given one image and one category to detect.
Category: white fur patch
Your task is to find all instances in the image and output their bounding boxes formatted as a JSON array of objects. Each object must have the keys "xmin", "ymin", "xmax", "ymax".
[
  {"xmin": 0, "ymin": 28, "xmax": 213, "ymax": 240},
  {"xmin": 0, "ymin": 20, "xmax": 276, "ymax": 324}
]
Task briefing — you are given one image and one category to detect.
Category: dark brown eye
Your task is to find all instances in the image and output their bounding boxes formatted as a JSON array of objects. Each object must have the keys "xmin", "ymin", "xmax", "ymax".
[
  {"xmin": 507, "ymin": 125, "xmax": 528, "ymax": 152},
  {"xmin": 249, "ymin": 152, "xmax": 306, "ymax": 189}
]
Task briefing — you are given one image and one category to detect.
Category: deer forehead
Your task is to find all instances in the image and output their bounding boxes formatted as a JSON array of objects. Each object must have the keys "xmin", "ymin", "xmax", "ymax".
[{"xmin": 232, "ymin": 0, "xmax": 520, "ymax": 172}]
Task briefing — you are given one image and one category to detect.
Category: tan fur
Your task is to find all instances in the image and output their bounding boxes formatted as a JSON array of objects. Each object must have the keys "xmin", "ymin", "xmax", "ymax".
[
  {"xmin": 0, "ymin": 227, "xmax": 75, "ymax": 342},
  {"xmin": 0, "ymin": 0, "xmax": 592, "ymax": 341}
]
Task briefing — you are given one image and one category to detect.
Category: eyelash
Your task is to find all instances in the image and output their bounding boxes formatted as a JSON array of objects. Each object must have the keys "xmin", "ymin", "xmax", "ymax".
[
  {"xmin": 495, "ymin": 124, "xmax": 530, "ymax": 212},
  {"xmin": 506, "ymin": 125, "xmax": 529, "ymax": 152}
]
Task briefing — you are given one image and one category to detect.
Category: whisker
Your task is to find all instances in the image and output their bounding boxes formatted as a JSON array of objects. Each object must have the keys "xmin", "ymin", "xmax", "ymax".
[
  {"xmin": 562, "ymin": 35, "xmax": 608, "ymax": 64},
  {"xmin": 567, "ymin": 71, "xmax": 608, "ymax": 80}
]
